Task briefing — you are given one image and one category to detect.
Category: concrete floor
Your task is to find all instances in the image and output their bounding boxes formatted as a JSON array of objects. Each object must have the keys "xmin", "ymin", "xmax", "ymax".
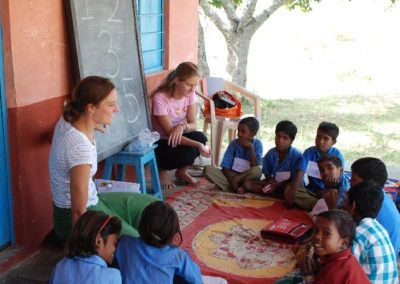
[{"xmin": 0, "ymin": 242, "xmax": 63, "ymax": 284}]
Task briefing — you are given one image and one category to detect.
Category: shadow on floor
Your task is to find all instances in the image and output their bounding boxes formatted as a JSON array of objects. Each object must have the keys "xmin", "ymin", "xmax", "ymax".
[{"xmin": 0, "ymin": 231, "xmax": 64, "ymax": 284}]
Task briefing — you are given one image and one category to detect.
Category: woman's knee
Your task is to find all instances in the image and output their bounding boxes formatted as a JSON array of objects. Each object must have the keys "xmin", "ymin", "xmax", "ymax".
[{"xmin": 184, "ymin": 131, "xmax": 207, "ymax": 144}]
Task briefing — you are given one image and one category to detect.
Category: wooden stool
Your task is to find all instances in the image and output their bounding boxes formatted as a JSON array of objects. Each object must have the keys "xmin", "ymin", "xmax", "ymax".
[{"xmin": 103, "ymin": 145, "xmax": 163, "ymax": 199}]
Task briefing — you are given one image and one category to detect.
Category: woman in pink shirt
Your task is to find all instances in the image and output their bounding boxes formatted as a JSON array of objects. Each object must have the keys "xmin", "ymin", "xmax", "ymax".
[{"xmin": 150, "ymin": 62, "xmax": 211, "ymax": 189}]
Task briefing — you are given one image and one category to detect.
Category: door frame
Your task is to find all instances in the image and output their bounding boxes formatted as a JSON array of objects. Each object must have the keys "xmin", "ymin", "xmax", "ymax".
[{"xmin": 0, "ymin": 21, "xmax": 15, "ymax": 249}]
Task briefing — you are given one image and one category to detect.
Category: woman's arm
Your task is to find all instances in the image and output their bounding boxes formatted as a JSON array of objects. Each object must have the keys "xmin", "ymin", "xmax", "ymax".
[
  {"xmin": 164, "ymin": 103, "xmax": 197, "ymax": 146},
  {"xmin": 156, "ymin": 114, "xmax": 185, "ymax": 147},
  {"xmin": 70, "ymin": 164, "xmax": 91, "ymax": 225},
  {"xmin": 184, "ymin": 103, "xmax": 197, "ymax": 132}
]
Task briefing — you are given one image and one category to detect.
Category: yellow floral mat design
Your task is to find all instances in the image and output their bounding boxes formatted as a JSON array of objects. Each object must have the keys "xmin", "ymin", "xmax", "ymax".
[{"xmin": 193, "ymin": 219, "xmax": 296, "ymax": 278}]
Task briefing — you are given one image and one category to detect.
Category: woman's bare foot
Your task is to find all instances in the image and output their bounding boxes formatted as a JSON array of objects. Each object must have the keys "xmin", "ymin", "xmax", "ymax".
[
  {"xmin": 175, "ymin": 167, "xmax": 200, "ymax": 186},
  {"xmin": 159, "ymin": 169, "xmax": 176, "ymax": 189}
]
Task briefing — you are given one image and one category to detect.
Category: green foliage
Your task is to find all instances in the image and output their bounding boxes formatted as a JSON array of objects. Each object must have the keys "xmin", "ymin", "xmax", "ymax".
[
  {"xmin": 285, "ymin": 0, "xmax": 321, "ymax": 12},
  {"xmin": 208, "ymin": 0, "xmax": 242, "ymax": 8}
]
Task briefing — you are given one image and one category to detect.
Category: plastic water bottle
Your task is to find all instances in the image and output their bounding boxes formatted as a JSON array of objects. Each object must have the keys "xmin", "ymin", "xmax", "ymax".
[
  {"xmin": 138, "ymin": 129, "xmax": 160, "ymax": 146},
  {"xmin": 125, "ymin": 129, "xmax": 160, "ymax": 152}
]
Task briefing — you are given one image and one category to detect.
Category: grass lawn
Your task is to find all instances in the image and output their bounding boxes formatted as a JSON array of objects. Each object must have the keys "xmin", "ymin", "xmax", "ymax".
[{"xmin": 237, "ymin": 94, "xmax": 400, "ymax": 168}]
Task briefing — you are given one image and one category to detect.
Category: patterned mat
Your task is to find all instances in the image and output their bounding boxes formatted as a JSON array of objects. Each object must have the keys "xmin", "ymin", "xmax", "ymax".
[{"xmin": 167, "ymin": 179, "xmax": 312, "ymax": 284}]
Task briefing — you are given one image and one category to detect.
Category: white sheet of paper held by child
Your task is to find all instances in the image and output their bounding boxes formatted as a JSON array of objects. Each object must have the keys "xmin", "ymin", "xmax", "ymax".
[
  {"xmin": 232, "ymin": 157, "xmax": 250, "ymax": 173},
  {"xmin": 276, "ymin": 171, "xmax": 290, "ymax": 182},
  {"xmin": 305, "ymin": 161, "xmax": 321, "ymax": 179},
  {"xmin": 310, "ymin": 198, "xmax": 329, "ymax": 217}
]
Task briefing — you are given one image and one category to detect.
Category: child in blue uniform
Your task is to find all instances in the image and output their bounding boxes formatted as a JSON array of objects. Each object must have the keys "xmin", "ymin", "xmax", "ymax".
[
  {"xmin": 204, "ymin": 117, "xmax": 263, "ymax": 193},
  {"xmin": 50, "ymin": 211, "xmax": 122, "ymax": 284},
  {"xmin": 297, "ymin": 122, "xmax": 345, "ymax": 211},
  {"xmin": 115, "ymin": 201, "xmax": 202, "ymax": 284},
  {"xmin": 243, "ymin": 120, "xmax": 305, "ymax": 206},
  {"xmin": 350, "ymin": 157, "xmax": 400, "ymax": 256},
  {"xmin": 317, "ymin": 155, "xmax": 349, "ymax": 209},
  {"xmin": 303, "ymin": 122, "xmax": 345, "ymax": 191}
]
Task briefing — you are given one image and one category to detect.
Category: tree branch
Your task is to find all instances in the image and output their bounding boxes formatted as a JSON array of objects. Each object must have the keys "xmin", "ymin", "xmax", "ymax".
[
  {"xmin": 222, "ymin": 1, "xmax": 239, "ymax": 22},
  {"xmin": 252, "ymin": 0, "xmax": 285, "ymax": 30},
  {"xmin": 241, "ymin": 0, "xmax": 257, "ymax": 24},
  {"xmin": 199, "ymin": 0, "xmax": 229, "ymax": 34},
  {"xmin": 236, "ymin": 0, "xmax": 258, "ymax": 31}
]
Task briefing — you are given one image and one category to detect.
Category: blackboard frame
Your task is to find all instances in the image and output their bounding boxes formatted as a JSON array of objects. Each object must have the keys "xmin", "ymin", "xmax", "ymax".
[{"xmin": 64, "ymin": 0, "xmax": 151, "ymax": 161}]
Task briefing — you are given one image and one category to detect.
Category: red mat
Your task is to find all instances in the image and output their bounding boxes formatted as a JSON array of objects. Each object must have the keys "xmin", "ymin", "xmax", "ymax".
[{"xmin": 167, "ymin": 179, "xmax": 312, "ymax": 284}]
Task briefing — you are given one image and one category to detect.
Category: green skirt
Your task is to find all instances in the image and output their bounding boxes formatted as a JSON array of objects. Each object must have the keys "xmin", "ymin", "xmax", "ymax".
[{"xmin": 53, "ymin": 192, "xmax": 158, "ymax": 241}]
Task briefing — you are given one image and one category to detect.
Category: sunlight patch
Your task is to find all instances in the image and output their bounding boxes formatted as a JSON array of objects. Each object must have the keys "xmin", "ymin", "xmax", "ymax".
[{"xmin": 339, "ymin": 131, "xmax": 372, "ymax": 147}]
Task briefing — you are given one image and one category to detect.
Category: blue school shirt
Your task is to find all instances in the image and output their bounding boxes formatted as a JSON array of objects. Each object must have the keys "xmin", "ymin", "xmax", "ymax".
[
  {"xmin": 262, "ymin": 146, "xmax": 306, "ymax": 179},
  {"xmin": 115, "ymin": 236, "xmax": 202, "ymax": 284},
  {"xmin": 50, "ymin": 255, "xmax": 121, "ymax": 284},
  {"xmin": 377, "ymin": 190, "xmax": 400, "ymax": 255},
  {"xmin": 325, "ymin": 174, "xmax": 350, "ymax": 208},
  {"xmin": 220, "ymin": 138, "xmax": 263, "ymax": 169},
  {"xmin": 303, "ymin": 146, "xmax": 345, "ymax": 193}
]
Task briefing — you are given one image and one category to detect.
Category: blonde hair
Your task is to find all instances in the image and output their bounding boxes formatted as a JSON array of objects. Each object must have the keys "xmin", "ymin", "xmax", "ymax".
[{"xmin": 150, "ymin": 62, "xmax": 201, "ymax": 97}]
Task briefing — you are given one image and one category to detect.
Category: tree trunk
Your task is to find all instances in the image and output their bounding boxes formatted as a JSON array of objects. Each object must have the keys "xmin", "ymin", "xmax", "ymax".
[
  {"xmin": 225, "ymin": 32, "xmax": 252, "ymax": 87},
  {"xmin": 199, "ymin": 0, "xmax": 286, "ymax": 87},
  {"xmin": 198, "ymin": 20, "xmax": 210, "ymax": 77}
]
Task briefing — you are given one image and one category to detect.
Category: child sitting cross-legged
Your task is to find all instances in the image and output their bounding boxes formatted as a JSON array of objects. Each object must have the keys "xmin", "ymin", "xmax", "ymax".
[
  {"xmin": 242, "ymin": 120, "xmax": 306, "ymax": 206},
  {"xmin": 115, "ymin": 201, "xmax": 227, "ymax": 284},
  {"xmin": 343, "ymin": 181, "xmax": 399, "ymax": 283},
  {"xmin": 50, "ymin": 211, "xmax": 122, "ymax": 284},
  {"xmin": 299, "ymin": 209, "xmax": 370, "ymax": 284},
  {"xmin": 317, "ymin": 154, "xmax": 350, "ymax": 210},
  {"xmin": 297, "ymin": 122, "xmax": 345, "ymax": 211},
  {"xmin": 204, "ymin": 116, "xmax": 263, "ymax": 193}
]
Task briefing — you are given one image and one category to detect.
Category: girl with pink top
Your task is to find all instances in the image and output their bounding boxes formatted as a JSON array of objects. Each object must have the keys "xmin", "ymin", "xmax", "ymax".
[{"xmin": 150, "ymin": 62, "xmax": 211, "ymax": 189}]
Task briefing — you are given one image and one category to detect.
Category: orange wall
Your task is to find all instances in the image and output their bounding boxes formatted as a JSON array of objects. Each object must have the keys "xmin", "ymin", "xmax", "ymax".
[
  {"xmin": 165, "ymin": 0, "xmax": 198, "ymax": 69},
  {"xmin": 0, "ymin": 0, "xmax": 199, "ymax": 249}
]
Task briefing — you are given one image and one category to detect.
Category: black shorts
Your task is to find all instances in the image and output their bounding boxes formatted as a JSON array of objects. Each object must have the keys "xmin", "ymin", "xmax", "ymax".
[{"xmin": 155, "ymin": 131, "xmax": 207, "ymax": 170}]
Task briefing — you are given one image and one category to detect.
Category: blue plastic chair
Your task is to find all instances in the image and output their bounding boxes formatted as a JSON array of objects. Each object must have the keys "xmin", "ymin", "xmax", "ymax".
[{"xmin": 103, "ymin": 145, "xmax": 163, "ymax": 199}]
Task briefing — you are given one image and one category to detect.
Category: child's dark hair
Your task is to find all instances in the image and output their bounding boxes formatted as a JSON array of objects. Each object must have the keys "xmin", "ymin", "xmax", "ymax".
[
  {"xmin": 275, "ymin": 120, "xmax": 297, "ymax": 140},
  {"xmin": 317, "ymin": 209, "xmax": 355, "ymax": 247},
  {"xmin": 139, "ymin": 201, "xmax": 182, "ymax": 248},
  {"xmin": 351, "ymin": 157, "xmax": 388, "ymax": 188},
  {"xmin": 65, "ymin": 211, "xmax": 121, "ymax": 258},
  {"xmin": 239, "ymin": 116, "xmax": 259, "ymax": 134},
  {"xmin": 63, "ymin": 76, "xmax": 115, "ymax": 123},
  {"xmin": 348, "ymin": 181, "xmax": 383, "ymax": 219},
  {"xmin": 318, "ymin": 154, "xmax": 342, "ymax": 168},
  {"xmin": 317, "ymin": 122, "xmax": 339, "ymax": 141}
]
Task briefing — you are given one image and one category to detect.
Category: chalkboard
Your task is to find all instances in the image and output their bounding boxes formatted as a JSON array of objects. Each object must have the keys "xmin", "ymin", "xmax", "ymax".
[{"xmin": 64, "ymin": 0, "xmax": 151, "ymax": 161}]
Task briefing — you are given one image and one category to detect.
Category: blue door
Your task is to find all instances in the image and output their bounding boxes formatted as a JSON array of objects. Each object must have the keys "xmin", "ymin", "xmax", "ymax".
[{"xmin": 0, "ymin": 23, "xmax": 14, "ymax": 250}]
